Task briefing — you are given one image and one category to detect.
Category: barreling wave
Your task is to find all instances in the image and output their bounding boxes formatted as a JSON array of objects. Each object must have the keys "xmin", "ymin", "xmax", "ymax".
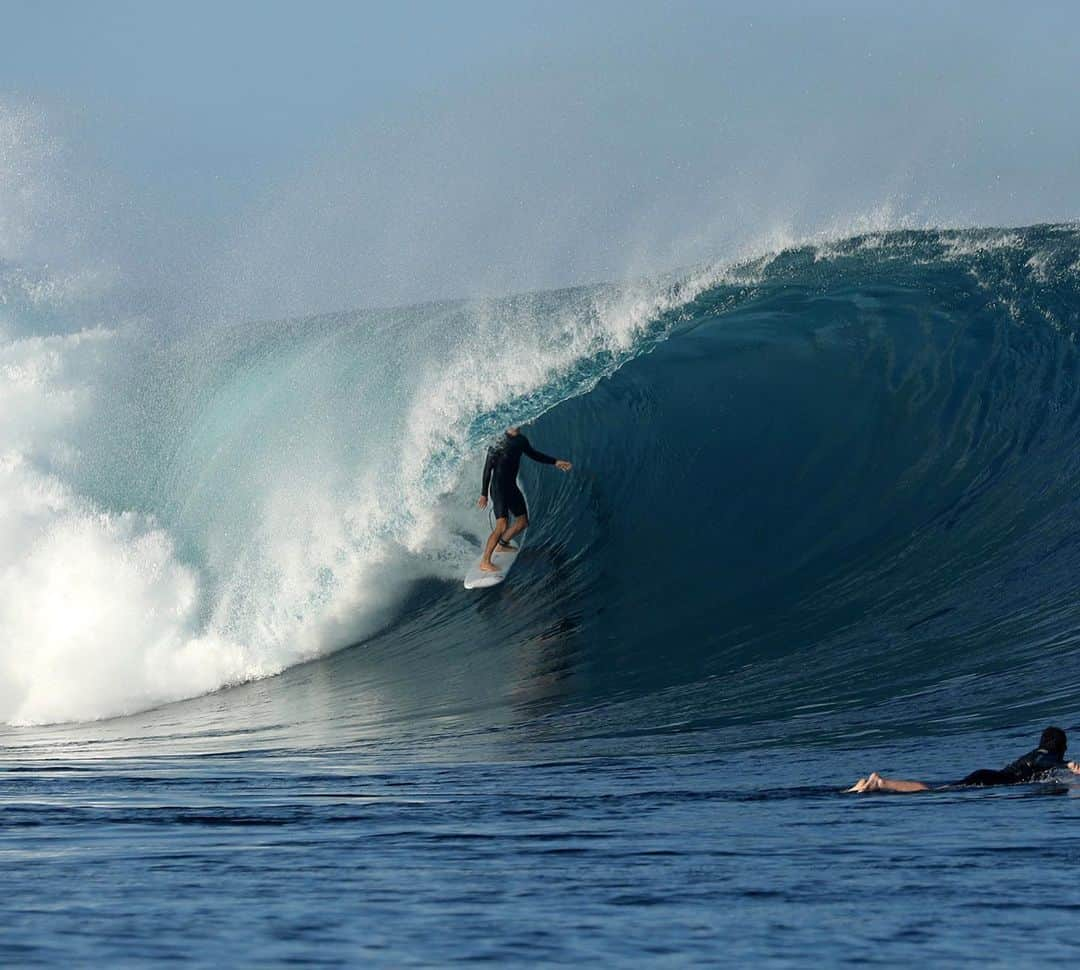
[{"xmin": 3, "ymin": 224, "xmax": 1080, "ymax": 748}]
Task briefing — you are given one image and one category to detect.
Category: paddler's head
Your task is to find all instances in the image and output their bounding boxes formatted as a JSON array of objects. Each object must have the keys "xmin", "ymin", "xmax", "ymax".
[{"xmin": 1039, "ymin": 726, "xmax": 1067, "ymax": 758}]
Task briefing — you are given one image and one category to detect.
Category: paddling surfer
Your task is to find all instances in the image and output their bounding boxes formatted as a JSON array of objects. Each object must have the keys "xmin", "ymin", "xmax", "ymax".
[
  {"xmin": 847, "ymin": 726, "xmax": 1080, "ymax": 793},
  {"xmin": 477, "ymin": 427, "xmax": 572, "ymax": 573}
]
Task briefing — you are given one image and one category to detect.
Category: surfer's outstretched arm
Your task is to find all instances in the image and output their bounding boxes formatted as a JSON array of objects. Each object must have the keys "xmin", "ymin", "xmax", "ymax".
[
  {"xmin": 521, "ymin": 436, "xmax": 572, "ymax": 470},
  {"xmin": 521, "ymin": 436, "xmax": 557, "ymax": 465}
]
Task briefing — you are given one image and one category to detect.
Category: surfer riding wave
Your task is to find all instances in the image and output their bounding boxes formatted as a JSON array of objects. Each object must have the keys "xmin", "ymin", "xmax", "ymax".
[{"xmin": 477, "ymin": 427, "xmax": 572, "ymax": 573}]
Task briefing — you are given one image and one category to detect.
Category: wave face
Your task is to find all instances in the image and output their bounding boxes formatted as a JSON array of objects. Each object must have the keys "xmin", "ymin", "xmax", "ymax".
[{"xmin": 4, "ymin": 224, "xmax": 1080, "ymax": 741}]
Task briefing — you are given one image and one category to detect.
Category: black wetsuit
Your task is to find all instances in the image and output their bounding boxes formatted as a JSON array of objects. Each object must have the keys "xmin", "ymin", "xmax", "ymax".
[
  {"xmin": 958, "ymin": 747, "xmax": 1066, "ymax": 787},
  {"xmin": 481, "ymin": 432, "xmax": 556, "ymax": 520}
]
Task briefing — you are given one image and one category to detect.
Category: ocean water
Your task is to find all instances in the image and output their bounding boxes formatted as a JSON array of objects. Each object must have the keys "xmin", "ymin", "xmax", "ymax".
[{"xmin": 3, "ymin": 225, "xmax": 1080, "ymax": 964}]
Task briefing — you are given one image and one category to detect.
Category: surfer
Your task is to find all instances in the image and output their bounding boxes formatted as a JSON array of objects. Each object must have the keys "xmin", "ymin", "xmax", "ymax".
[
  {"xmin": 477, "ymin": 427, "xmax": 572, "ymax": 573},
  {"xmin": 847, "ymin": 726, "xmax": 1080, "ymax": 793}
]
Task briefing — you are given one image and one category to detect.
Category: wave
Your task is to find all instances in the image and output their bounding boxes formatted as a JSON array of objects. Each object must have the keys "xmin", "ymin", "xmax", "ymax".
[
  {"xmin": 0, "ymin": 249, "xmax": 713, "ymax": 724},
  {"xmin": 3, "ymin": 224, "xmax": 1080, "ymax": 742}
]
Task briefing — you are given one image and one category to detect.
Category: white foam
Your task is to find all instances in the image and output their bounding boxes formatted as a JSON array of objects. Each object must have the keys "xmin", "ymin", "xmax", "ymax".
[
  {"xmin": 0, "ymin": 454, "xmax": 269, "ymax": 725},
  {"xmin": 938, "ymin": 230, "xmax": 1023, "ymax": 259},
  {"xmin": 0, "ymin": 326, "xmax": 272, "ymax": 725}
]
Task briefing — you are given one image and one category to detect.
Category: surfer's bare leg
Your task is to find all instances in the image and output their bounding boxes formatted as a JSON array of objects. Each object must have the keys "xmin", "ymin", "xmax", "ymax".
[
  {"xmin": 847, "ymin": 771, "xmax": 929, "ymax": 793},
  {"xmin": 499, "ymin": 514, "xmax": 529, "ymax": 549},
  {"xmin": 480, "ymin": 517, "xmax": 509, "ymax": 571}
]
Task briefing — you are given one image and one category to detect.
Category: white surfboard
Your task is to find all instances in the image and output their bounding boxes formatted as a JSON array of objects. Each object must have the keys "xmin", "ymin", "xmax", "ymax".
[{"xmin": 464, "ymin": 544, "xmax": 520, "ymax": 589}]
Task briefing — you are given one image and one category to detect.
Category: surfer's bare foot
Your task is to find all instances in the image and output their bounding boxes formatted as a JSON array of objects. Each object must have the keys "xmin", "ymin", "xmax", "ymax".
[
  {"xmin": 479, "ymin": 560, "xmax": 501, "ymax": 573},
  {"xmin": 847, "ymin": 772, "xmax": 884, "ymax": 793}
]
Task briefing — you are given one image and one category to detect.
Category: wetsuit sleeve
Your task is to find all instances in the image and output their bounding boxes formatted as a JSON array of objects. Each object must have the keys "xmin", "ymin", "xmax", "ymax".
[
  {"xmin": 520, "ymin": 435, "xmax": 557, "ymax": 465},
  {"xmin": 481, "ymin": 448, "xmax": 495, "ymax": 496}
]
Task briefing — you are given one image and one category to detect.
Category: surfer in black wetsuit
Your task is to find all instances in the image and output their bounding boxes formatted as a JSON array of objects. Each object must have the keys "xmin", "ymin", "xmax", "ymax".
[
  {"xmin": 477, "ymin": 426, "xmax": 572, "ymax": 573},
  {"xmin": 847, "ymin": 726, "xmax": 1080, "ymax": 793}
]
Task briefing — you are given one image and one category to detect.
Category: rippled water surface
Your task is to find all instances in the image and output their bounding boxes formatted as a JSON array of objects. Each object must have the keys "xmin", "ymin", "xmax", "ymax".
[{"xmin": 5, "ymin": 726, "xmax": 1080, "ymax": 965}]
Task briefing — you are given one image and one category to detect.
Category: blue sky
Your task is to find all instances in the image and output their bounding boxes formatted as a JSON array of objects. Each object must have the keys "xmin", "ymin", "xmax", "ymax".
[{"xmin": 4, "ymin": 1, "xmax": 1079, "ymax": 316}]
